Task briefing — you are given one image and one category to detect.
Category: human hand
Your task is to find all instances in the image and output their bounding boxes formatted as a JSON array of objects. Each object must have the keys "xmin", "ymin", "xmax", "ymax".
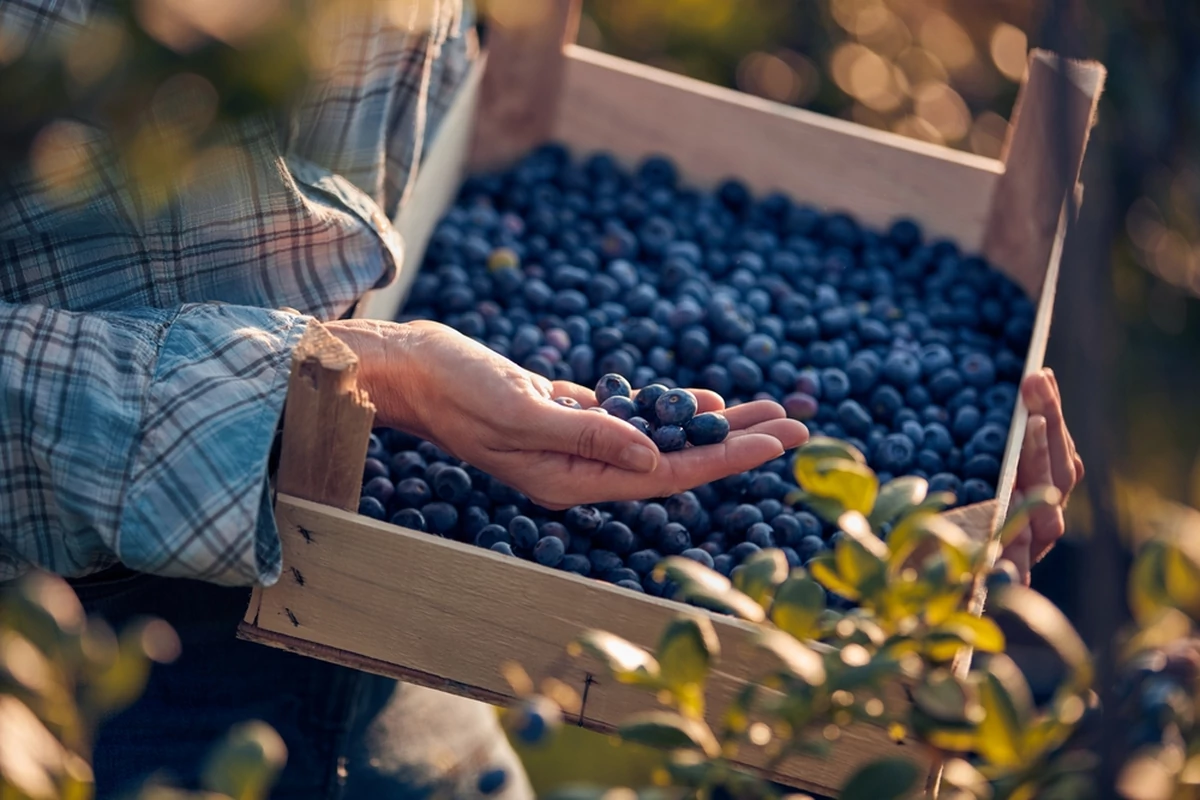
[
  {"xmin": 326, "ymin": 319, "xmax": 808, "ymax": 509},
  {"xmin": 1000, "ymin": 368, "xmax": 1085, "ymax": 584}
]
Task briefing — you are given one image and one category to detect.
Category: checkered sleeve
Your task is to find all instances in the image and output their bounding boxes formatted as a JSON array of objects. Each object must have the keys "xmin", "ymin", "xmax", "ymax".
[{"xmin": 0, "ymin": 301, "xmax": 311, "ymax": 587}]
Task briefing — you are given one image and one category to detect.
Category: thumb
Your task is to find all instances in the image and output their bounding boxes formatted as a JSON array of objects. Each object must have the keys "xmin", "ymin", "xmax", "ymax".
[{"xmin": 533, "ymin": 402, "xmax": 661, "ymax": 473}]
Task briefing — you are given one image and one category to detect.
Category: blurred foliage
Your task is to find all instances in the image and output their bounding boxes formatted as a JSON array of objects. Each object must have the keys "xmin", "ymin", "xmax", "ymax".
[
  {"xmin": 0, "ymin": 572, "xmax": 287, "ymax": 800},
  {"xmin": 509, "ymin": 437, "xmax": 1200, "ymax": 800}
]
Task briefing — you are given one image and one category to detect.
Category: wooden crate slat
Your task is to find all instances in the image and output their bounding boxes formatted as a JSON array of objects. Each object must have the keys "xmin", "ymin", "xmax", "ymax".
[
  {"xmin": 250, "ymin": 494, "xmax": 931, "ymax": 795},
  {"xmin": 551, "ymin": 45, "xmax": 1004, "ymax": 249}
]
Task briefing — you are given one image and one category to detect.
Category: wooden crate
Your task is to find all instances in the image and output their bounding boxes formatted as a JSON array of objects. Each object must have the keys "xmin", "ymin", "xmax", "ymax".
[{"xmin": 239, "ymin": 7, "xmax": 1105, "ymax": 796}]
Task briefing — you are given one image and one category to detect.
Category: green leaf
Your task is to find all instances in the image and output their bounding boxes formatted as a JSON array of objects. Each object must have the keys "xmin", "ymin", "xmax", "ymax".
[
  {"xmin": 618, "ymin": 711, "xmax": 720, "ymax": 758},
  {"xmin": 997, "ymin": 486, "xmax": 1063, "ymax": 546},
  {"xmin": 840, "ymin": 757, "xmax": 921, "ymax": 800},
  {"xmin": 869, "ymin": 477, "xmax": 929, "ymax": 528},
  {"xmin": 835, "ymin": 528, "xmax": 887, "ymax": 598},
  {"xmin": 785, "ymin": 489, "xmax": 846, "ymax": 524},
  {"xmin": 975, "ymin": 656, "xmax": 1031, "ymax": 768},
  {"xmin": 732, "ymin": 549, "xmax": 789, "ymax": 606},
  {"xmin": 989, "ymin": 586, "xmax": 1093, "ymax": 690},
  {"xmin": 755, "ymin": 629, "xmax": 828, "ymax": 686},
  {"xmin": 1129, "ymin": 541, "xmax": 1172, "ymax": 625},
  {"xmin": 808, "ymin": 555, "xmax": 861, "ymax": 601},
  {"xmin": 657, "ymin": 615, "xmax": 718, "ymax": 691},
  {"xmin": 656, "ymin": 557, "xmax": 766, "ymax": 622},
  {"xmin": 201, "ymin": 720, "xmax": 288, "ymax": 800},
  {"xmin": 573, "ymin": 631, "xmax": 661, "ymax": 686},
  {"xmin": 936, "ymin": 612, "xmax": 1006, "ymax": 653},
  {"xmin": 913, "ymin": 670, "xmax": 974, "ymax": 724},
  {"xmin": 770, "ymin": 575, "xmax": 827, "ymax": 641},
  {"xmin": 795, "ymin": 458, "xmax": 878, "ymax": 516},
  {"xmin": 794, "ymin": 437, "xmax": 868, "ymax": 467},
  {"xmin": 886, "ymin": 514, "xmax": 975, "ymax": 579}
]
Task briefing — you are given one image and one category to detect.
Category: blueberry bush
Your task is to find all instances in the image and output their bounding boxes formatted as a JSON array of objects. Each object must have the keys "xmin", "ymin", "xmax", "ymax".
[
  {"xmin": 0, "ymin": 573, "xmax": 287, "ymax": 800},
  {"xmin": 498, "ymin": 437, "xmax": 1200, "ymax": 800},
  {"xmin": 361, "ymin": 144, "xmax": 1029, "ymax": 599}
]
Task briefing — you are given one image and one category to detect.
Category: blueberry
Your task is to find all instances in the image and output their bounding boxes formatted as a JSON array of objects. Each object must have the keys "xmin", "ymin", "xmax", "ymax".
[
  {"xmin": 362, "ymin": 476, "xmax": 395, "ymax": 507},
  {"xmin": 963, "ymin": 454, "xmax": 1001, "ymax": 482},
  {"xmin": 748, "ymin": 472, "xmax": 788, "ymax": 500},
  {"xmin": 820, "ymin": 368, "xmax": 851, "ymax": 403},
  {"xmin": 461, "ymin": 505, "xmax": 491, "ymax": 538},
  {"xmin": 598, "ymin": 521, "xmax": 637, "ymax": 555},
  {"xmin": 919, "ymin": 343, "xmax": 955, "ymax": 375},
  {"xmin": 730, "ymin": 541, "xmax": 762, "ymax": 563},
  {"xmin": 508, "ymin": 515, "xmax": 540, "ymax": 551},
  {"xmin": 395, "ymin": 477, "xmax": 433, "ymax": 509},
  {"xmin": 478, "ymin": 768, "xmax": 508, "ymax": 796},
  {"xmin": 837, "ymin": 399, "xmax": 873, "ymax": 436},
  {"xmin": 638, "ymin": 503, "xmax": 670, "ymax": 540},
  {"xmin": 782, "ymin": 392, "xmax": 819, "ymax": 421},
  {"xmin": 874, "ymin": 434, "xmax": 916, "ymax": 474},
  {"xmin": 797, "ymin": 534, "xmax": 824, "ymax": 563},
  {"xmin": 589, "ymin": 549, "xmax": 624, "ymax": 576},
  {"xmin": 681, "ymin": 548, "xmax": 716, "ymax": 569},
  {"xmin": 622, "ymin": 416, "xmax": 650, "ymax": 437},
  {"xmin": 660, "ymin": 523, "xmax": 692, "ymax": 554},
  {"xmin": 929, "ymin": 368, "xmax": 964, "ymax": 401},
  {"xmin": 554, "ymin": 396, "xmax": 583, "ymax": 409},
  {"xmin": 490, "ymin": 542, "xmax": 515, "ymax": 557},
  {"xmin": 961, "ymin": 478, "xmax": 994, "ymax": 505},
  {"xmin": 960, "ymin": 352, "xmax": 996, "ymax": 388},
  {"xmin": 363, "ymin": 457, "xmax": 389, "ymax": 483},
  {"xmin": 616, "ymin": 578, "xmax": 646, "ymax": 593},
  {"xmin": 388, "ymin": 450, "xmax": 427, "ymax": 480},
  {"xmin": 916, "ymin": 449, "xmax": 945, "ymax": 474},
  {"xmin": 968, "ymin": 423, "xmax": 1009, "ymax": 457},
  {"xmin": 656, "ymin": 389, "xmax": 698, "ymax": 426},
  {"xmin": 358, "ymin": 496, "xmax": 387, "ymax": 520},
  {"xmin": 770, "ymin": 514, "xmax": 803, "ymax": 547},
  {"xmin": 595, "ymin": 373, "xmax": 632, "ymax": 403},
  {"xmin": 600, "ymin": 395, "xmax": 638, "ymax": 420},
  {"xmin": 728, "ymin": 356, "xmax": 764, "ymax": 391},
  {"xmin": 726, "ymin": 504, "xmax": 765, "ymax": 537},
  {"xmin": 746, "ymin": 523, "xmax": 775, "ymax": 549},
  {"xmin": 433, "ymin": 466, "xmax": 473, "ymax": 504},
  {"xmin": 952, "ymin": 406, "xmax": 983, "ymax": 441},
  {"xmin": 390, "ymin": 508, "xmax": 427, "ymax": 531},
  {"xmin": 534, "ymin": 535, "xmax": 566, "ymax": 567},
  {"xmin": 565, "ymin": 505, "xmax": 603, "ymax": 534},
  {"xmin": 900, "ymin": 420, "xmax": 926, "ymax": 449},
  {"xmin": 947, "ymin": 387, "xmax": 980, "ymax": 415},
  {"xmin": 653, "ymin": 425, "xmax": 688, "ymax": 452},
  {"xmin": 421, "ymin": 502, "xmax": 458, "ymax": 535},
  {"xmin": 928, "ymin": 473, "xmax": 962, "ymax": 497},
  {"xmin": 628, "ymin": 549, "xmax": 662, "ymax": 576},
  {"xmin": 713, "ymin": 554, "xmax": 735, "ymax": 577},
  {"xmin": 846, "ymin": 358, "xmax": 879, "ymax": 394},
  {"xmin": 684, "ymin": 412, "xmax": 730, "ymax": 446},
  {"xmin": 560, "ymin": 554, "xmax": 591, "ymax": 576}
]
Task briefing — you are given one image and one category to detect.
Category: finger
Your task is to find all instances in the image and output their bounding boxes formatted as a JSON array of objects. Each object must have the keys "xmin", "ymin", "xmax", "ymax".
[
  {"xmin": 728, "ymin": 417, "xmax": 809, "ymax": 451},
  {"xmin": 723, "ymin": 400, "xmax": 786, "ymax": 431},
  {"xmin": 1046, "ymin": 369, "xmax": 1086, "ymax": 489},
  {"xmin": 1022, "ymin": 370, "xmax": 1077, "ymax": 496},
  {"xmin": 1001, "ymin": 523, "xmax": 1034, "ymax": 586},
  {"xmin": 531, "ymin": 400, "xmax": 661, "ymax": 473},
  {"xmin": 549, "ymin": 381, "xmax": 598, "ymax": 408},
  {"xmin": 1016, "ymin": 414, "xmax": 1067, "ymax": 561}
]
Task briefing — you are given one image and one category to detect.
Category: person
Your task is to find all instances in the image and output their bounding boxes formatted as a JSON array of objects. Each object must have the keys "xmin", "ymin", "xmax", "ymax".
[{"xmin": 0, "ymin": 1, "xmax": 1081, "ymax": 798}]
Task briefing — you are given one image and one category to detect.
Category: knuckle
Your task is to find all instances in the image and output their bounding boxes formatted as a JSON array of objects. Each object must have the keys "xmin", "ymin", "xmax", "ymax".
[{"xmin": 575, "ymin": 422, "xmax": 605, "ymax": 461}]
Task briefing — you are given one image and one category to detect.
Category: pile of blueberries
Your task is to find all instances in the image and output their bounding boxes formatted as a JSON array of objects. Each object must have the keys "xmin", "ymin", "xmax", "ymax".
[
  {"xmin": 558, "ymin": 374, "xmax": 730, "ymax": 451},
  {"xmin": 356, "ymin": 143, "xmax": 1032, "ymax": 597}
]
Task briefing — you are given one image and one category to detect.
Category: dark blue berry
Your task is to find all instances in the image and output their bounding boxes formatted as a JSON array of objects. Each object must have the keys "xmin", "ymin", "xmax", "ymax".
[
  {"xmin": 684, "ymin": 412, "xmax": 730, "ymax": 446},
  {"xmin": 433, "ymin": 466, "xmax": 472, "ymax": 504},
  {"xmin": 395, "ymin": 478, "xmax": 433, "ymax": 509},
  {"xmin": 595, "ymin": 373, "xmax": 632, "ymax": 403},
  {"xmin": 358, "ymin": 496, "xmax": 387, "ymax": 520},
  {"xmin": 681, "ymin": 548, "xmax": 715, "ymax": 569},
  {"xmin": 534, "ymin": 536, "xmax": 566, "ymax": 566},
  {"xmin": 660, "ymin": 523, "xmax": 692, "ymax": 554},
  {"xmin": 421, "ymin": 502, "xmax": 458, "ymax": 535},
  {"xmin": 653, "ymin": 425, "xmax": 688, "ymax": 452}
]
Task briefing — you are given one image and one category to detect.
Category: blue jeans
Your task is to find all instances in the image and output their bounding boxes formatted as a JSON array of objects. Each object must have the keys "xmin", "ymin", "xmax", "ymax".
[{"xmin": 72, "ymin": 569, "xmax": 532, "ymax": 800}]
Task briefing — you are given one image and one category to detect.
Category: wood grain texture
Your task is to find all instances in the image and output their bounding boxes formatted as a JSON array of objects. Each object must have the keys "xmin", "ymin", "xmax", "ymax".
[
  {"xmin": 552, "ymin": 46, "xmax": 1003, "ymax": 248},
  {"xmin": 252, "ymin": 494, "xmax": 930, "ymax": 796},
  {"xmin": 274, "ymin": 323, "xmax": 376, "ymax": 510},
  {"xmin": 983, "ymin": 50, "xmax": 1107, "ymax": 298},
  {"xmin": 468, "ymin": 0, "xmax": 581, "ymax": 171},
  {"xmin": 356, "ymin": 55, "xmax": 487, "ymax": 322}
]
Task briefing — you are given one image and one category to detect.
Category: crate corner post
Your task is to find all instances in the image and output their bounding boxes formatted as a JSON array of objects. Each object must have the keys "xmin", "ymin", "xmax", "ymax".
[{"xmin": 239, "ymin": 322, "xmax": 376, "ymax": 637}]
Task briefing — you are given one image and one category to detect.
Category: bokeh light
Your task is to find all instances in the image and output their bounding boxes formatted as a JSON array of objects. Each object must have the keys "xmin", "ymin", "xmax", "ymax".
[
  {"xmin": 990, "ymin": 22, "xmax": 1029, "ymax": 82},
  {"xmin": 917, "ymin": 11, "xmax": 975, "ymax": 72},
  {"xmin": 912, "ymin": 80, "xmax": 970, "ymax": 142}
]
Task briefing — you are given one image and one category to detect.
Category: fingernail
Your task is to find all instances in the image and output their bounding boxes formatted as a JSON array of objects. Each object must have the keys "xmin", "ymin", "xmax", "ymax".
[{"xmin": 621, "ymin": 444, "xmax": 658, "ymax": 473}]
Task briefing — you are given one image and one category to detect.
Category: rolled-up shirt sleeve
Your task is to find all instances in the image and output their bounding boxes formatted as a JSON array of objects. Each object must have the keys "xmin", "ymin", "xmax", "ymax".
[{"xmin": 0, "ymin": 300, "xmax": 310, "ymax": 587}]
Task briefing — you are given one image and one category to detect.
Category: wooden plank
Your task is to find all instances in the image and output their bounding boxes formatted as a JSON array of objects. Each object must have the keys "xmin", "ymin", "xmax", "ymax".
[
  {"xmin": 356, "ymin": 55, "xmax": 487, "ymax": 322},
  {"xmin": 272, "ymin": 323, "xmax": 376, "ymax": 511},
  {"xmin": 253, "ymin": 494, "xmax": 931, "ymax": 796},
  {"xmin": 983, "ymin": 50, "xmax": 1106, "ymax": 298},
  {"xmin": 468, "ymin": 0, "xmax": 581, "ymax": 172},
  {"xmin": 551, "ymin": 45, "xmax": 1003, "ymax": 249}
]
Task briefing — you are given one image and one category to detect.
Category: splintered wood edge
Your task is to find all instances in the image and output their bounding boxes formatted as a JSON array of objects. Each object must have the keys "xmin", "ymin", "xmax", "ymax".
[
  {"xmin": 469, "ymin": 0, "xmax": 581, "ymax": 171},
  {"xmin": 274, "ymin": 322, "xmax": 376, "ymax": 511}
]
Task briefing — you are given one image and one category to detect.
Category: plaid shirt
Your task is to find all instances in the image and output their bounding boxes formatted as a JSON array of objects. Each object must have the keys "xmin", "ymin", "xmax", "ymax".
[{"xmin": 0, "ymin": 0, "xmax": 473, "ymax": 586}]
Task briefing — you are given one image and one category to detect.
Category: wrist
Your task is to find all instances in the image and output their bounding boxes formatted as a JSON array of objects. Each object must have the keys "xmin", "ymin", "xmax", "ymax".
[{"xmin": 324, "ymin": 319, "xmax": 429, "ymax": 434}]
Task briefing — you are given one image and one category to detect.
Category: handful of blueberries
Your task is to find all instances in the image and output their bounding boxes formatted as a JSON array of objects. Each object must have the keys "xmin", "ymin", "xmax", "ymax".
[
  {"xmin": 553, "ymin": 373, "xmax": 729, "ymax": 452},
  {"xmin": 353, "ymin": 143, "xmax": 1031, "ymax": 602}
]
